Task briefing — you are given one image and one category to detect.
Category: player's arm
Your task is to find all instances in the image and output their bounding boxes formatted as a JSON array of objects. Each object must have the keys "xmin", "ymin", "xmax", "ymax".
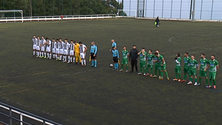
[
  {"xmin": 161, "ymin": 58, "xmax": 165, "ymax": 66},
  {"xmin": 117, "ymin": 50, "xmax": 119, "ymax": 59},
  {"xmin": 94, "ymin": 46, "xmax": 97, "ymax": 56},
  {"xmin": 216, "ymin": 61, "xmax": 219, "ymax": 70},
  {"xmin": 84, "ymin": 46, "xmax": 87, "ymax": 53}
]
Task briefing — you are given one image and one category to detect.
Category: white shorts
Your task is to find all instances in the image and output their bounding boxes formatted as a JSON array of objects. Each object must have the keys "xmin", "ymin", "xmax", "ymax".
[
  {"xmin": 41, "ymin": 46, "xmax": 45, "ymax": 51},
  {"xmin": 59, "ymin": 49, "xmax": 64, "ymax": 54},
  {"xmin": 52, "ymin": 48, "xmax": 56, "ymax": 53},
  {"xmin": 46, "ymin": 47, "xmax": 51, "ymax": 52},
  {"xmin": 80, "ymin": 53, "xmax": 86, "ymax": 59},
  {"xmin": 36, "ymin": 46, "xmax": 40, "ymax": 51},
  {"xmin": 33, "ymin": 45, "xmax": 36, "ymax": 50},
  {"xmin": 63, "ymin": 49, "xmax": 68, "ymax": 55},
  {"xmin": 56, "ymin": 48, "xmax": 59, "ymax": 54},
  {"xmin": 70, "ymin": 50, "xmax": 74, "ymax": 56}
]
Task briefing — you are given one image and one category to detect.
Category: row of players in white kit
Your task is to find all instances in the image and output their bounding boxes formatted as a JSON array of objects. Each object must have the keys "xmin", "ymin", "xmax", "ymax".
[{"xmin": 32, "ymin": 36, "xmax": 87, "ymax": 65}]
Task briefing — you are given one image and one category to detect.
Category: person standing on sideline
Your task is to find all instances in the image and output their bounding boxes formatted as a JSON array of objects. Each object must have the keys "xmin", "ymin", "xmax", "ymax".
[
  {"xmin": 112, "ymin": 47, "xmax": 119, "ymax": 71},
  {"xmin": 79, "ymin": 42, "xmax": 87, "ymax": 66},
  {"xmin": 32, "ymin": 35, "xmax": 37, "ymax": 56},
  {"xmin": 90, "ymin": 42, "xmax": 98, "ymax": 67},
  {"xmin": 206, "ymin": 55, "xmax": 219, "ymax": 89},
  {"xmin": 155, "ymin": 16, "xmax": 160, "ymax": 27},
  {"xmin": 110, "ymin": 39, "xmax": 117, "ymax": 51},
  {"xmin": 74, "ymin": 41, "xmax": 81, "ymax": 65},
  {"xmin": 129, "ymin": 45, "xmax": 139, "ymax": 73}
]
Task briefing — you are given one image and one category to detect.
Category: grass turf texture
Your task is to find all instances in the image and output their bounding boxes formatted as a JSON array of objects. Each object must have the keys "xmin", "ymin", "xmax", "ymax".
[{"xmin": 0, "ymin": 19, "xmax": 222, "ymax": 125}]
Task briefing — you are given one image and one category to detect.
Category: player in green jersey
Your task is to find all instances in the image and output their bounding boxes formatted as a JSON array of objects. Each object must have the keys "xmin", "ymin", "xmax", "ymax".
[
  {"xmin": 153, "ymin": 50, "xmax": 159, "ymax": 78},
  {"xmin": 197, "ymin": 53, "xmax": 209, "ymax": 86},
  {"xmin": 138, "ymin": 48, "xmax": 147, "ymax": 75},
  {"xmin": 187, "ymin": 55, "xmax": 198, "ymax": 85},
  {"xmin": 206, "ymin": 55, "xmax": 219, "ymax": 89},
  {"xmin": 119, "ymin": 46, "xmax": 129, "ymax": 72},
  {"xmin": 173, "ymin": 53, "xmax": 182, "ymax": 82},
  {"xmin": 145, "ymin": 49, "xmax": 155, "ymax": 77},
  {"xmin": 181, "ymin": 52, "xmax": 191, "ymax": 82},
  {"xmin": 154, "ymin": 52, "xmax": 169, "ymax": 80}
]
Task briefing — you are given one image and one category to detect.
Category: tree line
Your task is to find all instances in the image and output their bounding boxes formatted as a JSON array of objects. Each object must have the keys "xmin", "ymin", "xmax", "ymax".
[{"xmin": 0, "ymin": 0, "xmax": 123, "ymax": 17}]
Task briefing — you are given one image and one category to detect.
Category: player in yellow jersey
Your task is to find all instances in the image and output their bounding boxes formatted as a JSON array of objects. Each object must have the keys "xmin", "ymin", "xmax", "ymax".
[{"xmin": 74, "ymin": 41, "xmax": 81, "ymax": 64}]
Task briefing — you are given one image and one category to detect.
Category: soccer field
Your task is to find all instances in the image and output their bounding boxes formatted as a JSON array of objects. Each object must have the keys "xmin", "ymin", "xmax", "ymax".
[{"xmin": 0, "ymin": 18, "xmax": 222, "ymax": 125}]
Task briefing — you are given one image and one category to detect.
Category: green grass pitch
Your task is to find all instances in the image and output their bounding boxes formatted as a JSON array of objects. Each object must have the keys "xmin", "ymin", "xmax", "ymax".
[{"xmin": 0, "ymin": 18, "xmax": 222, "ymax": 125}]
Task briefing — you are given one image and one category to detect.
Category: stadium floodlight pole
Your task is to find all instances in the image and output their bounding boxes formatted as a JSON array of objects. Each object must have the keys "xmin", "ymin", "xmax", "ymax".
[
  {"xmin": 192, "ymin": 0, "xmax": 195, "ymax": 21},
  {"xmin": 189, "ymin": 0, "xmax": 193, "ymax": 19},
  {"xmin": 30, "ymin": 0, "xmax": 32, "ymax": 17}
]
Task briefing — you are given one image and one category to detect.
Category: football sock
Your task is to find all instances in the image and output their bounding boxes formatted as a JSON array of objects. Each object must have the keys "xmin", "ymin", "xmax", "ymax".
[
  {"xmin": 33, "ymin": 51, "xmax": 35, "ymax": 55},
  {"xmin": 84, "ymin": 60, "xmax": 86, "ymax": 65},
  {"xmin": 121, "ymin": 64, "xmax": 124, "ymax": 70},
  {"xmin": 213, "ymin": 80, "xmax": 216, "ymax": 85},
  {"xmin": 94, "ymin": 60, "xmax": 97, "ymax": 67},
  {"xmin": 126, "ymin": 65, "xmax": 128, "ymax": 70},
  {"xmin": 190, "ymin": 77, "xmax": 193, "ymax": 82},
  {"xmin": 165, "ymin": 71, "xmax": 169, "ymax": 78},
  {"xmin": 184, "ymin": 74, "xmax": 187, "ymax": 80},
  {"xmin": 195, "ymin": 78, "xmax": 197, "ymax": 82},
  {"xmin": 175, "ymin": 72, "xmax": 178, "ymax": 79},
  {"xmin": 199, "ymin": 78, "xmax": 202, "ymax": 84},
  {"xmin": 206, "ymin": 78, "xmax": 208, "ymax": 85}
]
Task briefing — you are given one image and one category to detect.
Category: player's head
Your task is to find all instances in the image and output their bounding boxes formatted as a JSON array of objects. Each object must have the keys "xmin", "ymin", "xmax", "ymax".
[
  {"xmin": 65, "ymin": 39, "xmax": 68, "ymax": 42},
  {"xmin": 71, "ymin": 40, "xmax": 74, "ymax": 43},
  {"xmin": 184, "ymin": 52, "xmax": 189, "ymax": 57},
  {"xmin": 148, "ymin": 49, "xmax": 152, "ymax": 54},
  {"xmin": 79, "ymin": 42, "xmax": 82, "ymax": 45},
  {"xmin": 211, "ymin": 54, "xmax": 215, "ymax": 60},
  {"xmin": 56, "ymin": 39, "xmax": 59, "ymax": 42},
  {"xmin": 191, "ymin": 55, "xmax": 195, "ymax": 59},
  {"xmin": 111, "ymin": 39, "xmax": 115, "ymax": 43},
  {"xmin": 154, "ymin": 52, "xmax": 159, "ymax": 57},
  {"xmin": 91, "ymin": 41, "xmax": 95, "ymax": 45},
  {"xmin": 46, "ymin": 38, "xmax": 49, "ymax": 41},
  {"xmin": 74, "ymin": 41, "xmax": 77, "ymax": 44},
  {"xmin": 123, "ymin": 46, "xmax": 126, "ymax": 50},
  {"xmin": 37, "ymin": 36, "xmax": 40, "ymax": 39},
  {"xmin": 59, "ymin": 38, "xmax": 62, "ymax": 41},
  {"xmin": 132, "ymin": 45, "xmax": 136, "ymax": 49},
  {"xmin": 201, "ymin": 53, "xmax": 205, "ymax": 58},
  {"xmin": 176, "ymin": 53, "xmax": 180, "ymax": 57},
  {"xmin": 52, "ymin": 38, "xmax": 55, "ymax": 42},
  {"xmin": 156, "ymin": 50, "xmax": 159, "ymax": 54},
  {"xmin": 141, "ymin": 48, "xmax": 145, "ymax": 52},
  {"xmin": 42, "ymin": 36, "xmax": 45, "ymax": 39},
  {"xmin": 33, "ymin": 35, "xmax": 36, "ymax": 38}
]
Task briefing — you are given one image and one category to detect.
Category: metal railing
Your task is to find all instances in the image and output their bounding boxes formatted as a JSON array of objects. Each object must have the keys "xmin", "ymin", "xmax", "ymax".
[
  {"xmin": 0, "ymin": 14, "xmax": 116, "ymax": 23},
  {"xmin": 0, "ymin": 102, "xmax": 62, "ymax": 125}
]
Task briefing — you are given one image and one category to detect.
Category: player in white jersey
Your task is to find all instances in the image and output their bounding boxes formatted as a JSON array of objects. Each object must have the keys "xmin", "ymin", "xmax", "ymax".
[
  {"xmin": 56, "ymin": 39, "xmax": 60, "ymax": 60},
  {"xmin": 68, "ymin": 40, "xmax": 75, "ymax": 63},
  {"xmin": 51, "ymin": 38, "xmax": 57, "ymax": 59},
  {"xmin": 46, "ymin": 38, "xmax": 52, "ymax": 59},
  {"xmin": 36, "ymin": 36, "xmax": 41, "ymax": 57},
  {"xmin": 32, "ymin": 35, "xmax": 37, "ymax": 56},
  {"xmin": 63, "ymin": 39, "xmax": 69, "ymax": 63},
  {"xmin": 40, "ymin": 36, "xmax": 47, "ymax": 58},
  {"xmin": 79, "ymin": 42, "xmax": 88, "ymax": 66},
  {"xmin": 58, "ymin": 38, "xmax": 64, "ymax": 61}
]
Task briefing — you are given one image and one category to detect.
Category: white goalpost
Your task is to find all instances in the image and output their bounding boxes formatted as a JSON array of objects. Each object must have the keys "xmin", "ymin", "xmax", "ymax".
[
  {"xmin": 0, "ymin": 10, "xmax": 23, "ymax": 23},
  {"xmin": 117, "ymin": 9, "xmax": 137, "ymax": 18}
]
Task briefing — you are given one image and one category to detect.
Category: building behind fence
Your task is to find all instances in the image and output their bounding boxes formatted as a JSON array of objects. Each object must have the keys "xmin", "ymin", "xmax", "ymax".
[{"xmin": 123, "ymin": 0, "xmax": 222, "ymax": 20}]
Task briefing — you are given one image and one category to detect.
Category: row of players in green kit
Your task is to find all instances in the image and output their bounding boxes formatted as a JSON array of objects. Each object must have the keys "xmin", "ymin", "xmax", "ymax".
[
  {"xmin": 119, "ymin": 47, "xmax": 219, "ymax": 89},
  {"xmin": 174, "ymin": 53, "xmax": 219, "ymax": 89}
]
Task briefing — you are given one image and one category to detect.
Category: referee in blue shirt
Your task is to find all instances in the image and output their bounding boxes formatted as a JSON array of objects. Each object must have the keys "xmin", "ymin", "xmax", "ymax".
[{"xmin": 90, "ymin": 42, "xmax": 98, "ymax": 67}]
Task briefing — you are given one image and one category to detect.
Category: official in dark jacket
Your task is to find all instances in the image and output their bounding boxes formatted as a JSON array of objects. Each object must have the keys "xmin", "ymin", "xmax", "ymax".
[{"xmin": 129, "ymin": 45, "xmax": 139, "ymax": 73}]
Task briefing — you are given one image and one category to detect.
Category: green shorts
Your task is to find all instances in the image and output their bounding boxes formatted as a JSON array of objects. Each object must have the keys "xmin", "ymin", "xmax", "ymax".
[
  {"xmin": 147, "ymin": 64, "xmax": 153, "ymax": 69},
  {"xmin": 121, "ymin": 59, "xmax": 128, "ymax": 65},
  {"xmin": 184, "ymin": 67, "xmax": 189, "ymax": 74},
  {"xmin": 158, "ymin": 64, "xmax": 166, "ymax": 70},
  {"xmin": 140, "ymin": 61, "xmax": 146, "ymax": 68},
  {"xmin": 189, "ymin": 69, "xmax": 196, "ymax": 76},
  {"xmin": 199, "ymin": 70, "xmax": 207, "ymax": 77},
  {"xmin": 209, "ymin": 72, "xmax": 216, "ymax": 80},
  {"xmin": 155, "ymin": 63, "xmax": 158, "ymax": 70},
  {"xmin": 175, "ymin": 67, "xmax": 181, "ymax": 73}
]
